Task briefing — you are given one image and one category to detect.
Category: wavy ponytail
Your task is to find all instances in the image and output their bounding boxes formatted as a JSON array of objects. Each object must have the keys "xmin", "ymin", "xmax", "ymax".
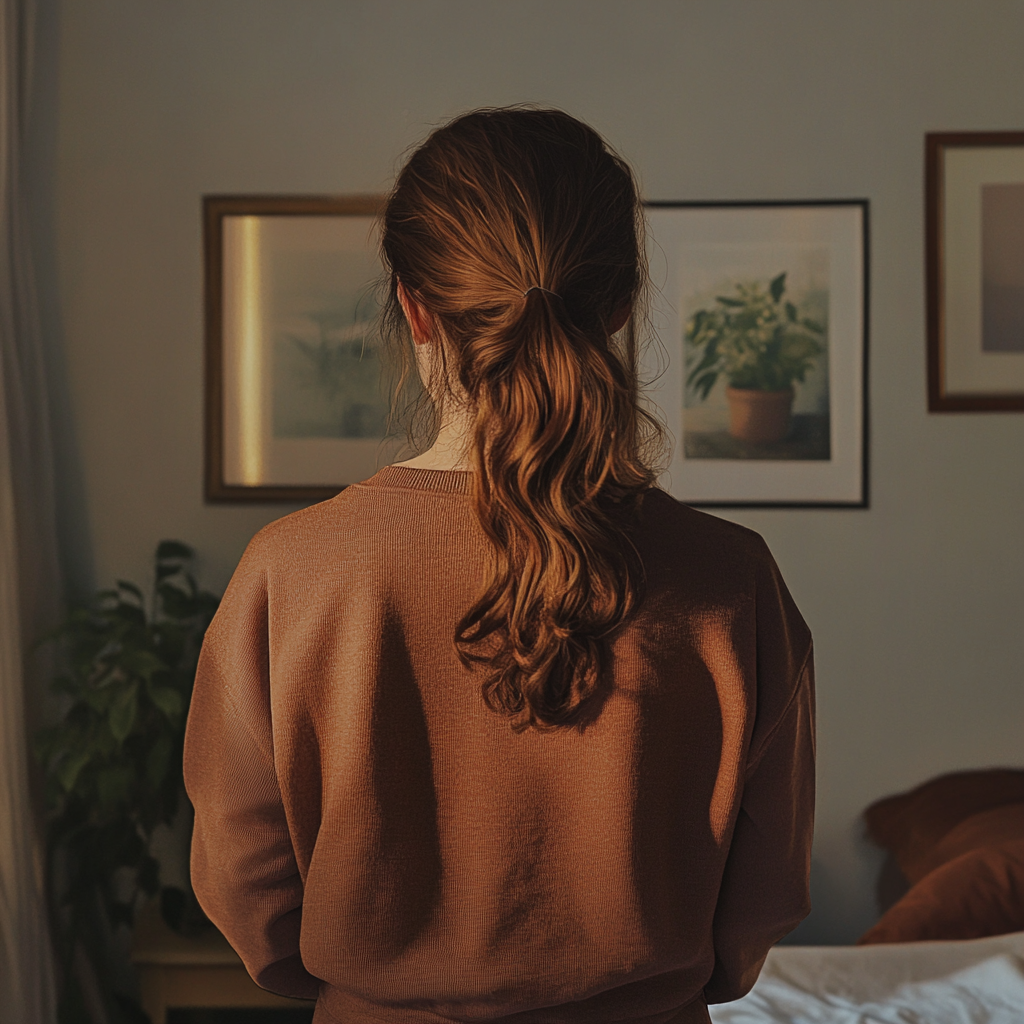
[{"xmin": 380, "ymin": 107, "xmax": 668, "ymax": 732}]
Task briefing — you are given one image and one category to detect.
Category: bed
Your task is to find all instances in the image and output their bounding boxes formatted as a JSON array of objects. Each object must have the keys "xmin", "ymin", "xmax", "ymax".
[
  {"xmin": 711, "ymin": 767, "xmax": 1024, "ymax": 1023},
  {"xmin": 708, "ymin": 930, "xmax": 1024, "ymax": 1023}
]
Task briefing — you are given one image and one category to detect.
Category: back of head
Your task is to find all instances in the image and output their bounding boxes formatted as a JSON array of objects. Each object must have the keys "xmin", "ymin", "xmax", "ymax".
[{"xmin": 380, "ymin": 106, "xmax": 666, "ymax": 732}]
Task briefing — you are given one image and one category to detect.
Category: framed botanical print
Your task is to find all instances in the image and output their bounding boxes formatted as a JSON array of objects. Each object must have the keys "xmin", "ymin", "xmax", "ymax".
[
  {"xmin": 642, "ymin": 200, "xmax": 869, "ymax": 507},
  {"xmin": 204, "ymin": 194, "xmax": 869, "ymax": 506},
  {"xmin": 926, "ymin": 132, "xmax": 1024, "ymax": 412},
  {"xmin": 204, "ymin": 195, "xmax": 404, "ymax": 502}
]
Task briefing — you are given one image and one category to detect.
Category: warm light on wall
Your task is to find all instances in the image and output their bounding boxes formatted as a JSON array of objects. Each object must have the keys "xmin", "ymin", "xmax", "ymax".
[{"xmin": 235, "ymin": 215, "xmax": 263, "ymax": 485}]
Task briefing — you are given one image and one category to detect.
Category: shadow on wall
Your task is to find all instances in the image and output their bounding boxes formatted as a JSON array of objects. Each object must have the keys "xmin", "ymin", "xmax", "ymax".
[
  {"xmin": 778, "ymin": 842, "xmax": 888, "ymax": 946},
  {"xmin": 25, "ymin": 0, "xmax": 97, "ymax": 603}
]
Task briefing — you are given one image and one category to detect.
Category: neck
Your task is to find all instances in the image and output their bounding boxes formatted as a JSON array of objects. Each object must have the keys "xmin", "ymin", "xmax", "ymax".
[{"xmin": 393, "ymin": 407, "xmax": 475, "ymax": 472}]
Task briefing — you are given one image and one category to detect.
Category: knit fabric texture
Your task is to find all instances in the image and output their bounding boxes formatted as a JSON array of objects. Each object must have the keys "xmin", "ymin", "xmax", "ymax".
[{"xmin": 183, "ymin": 465, "xmax": 815, "ymax": 1024}]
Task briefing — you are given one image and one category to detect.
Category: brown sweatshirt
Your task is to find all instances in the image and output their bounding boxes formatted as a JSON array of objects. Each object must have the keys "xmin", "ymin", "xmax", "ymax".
[{"xmin": 183, "ymin": 466, "xmax": 814, "ymax": 1024}]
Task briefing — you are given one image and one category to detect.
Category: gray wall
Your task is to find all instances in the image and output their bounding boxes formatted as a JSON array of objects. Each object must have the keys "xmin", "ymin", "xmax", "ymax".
[{"xmin": 33, "ymin": 0, "xmax": 1024, "ymax": 944}]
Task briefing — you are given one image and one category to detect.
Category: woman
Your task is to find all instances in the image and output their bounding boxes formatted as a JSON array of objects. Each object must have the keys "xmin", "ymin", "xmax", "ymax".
[{"xmin": 184, "ymin": 107, "xmax": 815, "ymax": 1024}]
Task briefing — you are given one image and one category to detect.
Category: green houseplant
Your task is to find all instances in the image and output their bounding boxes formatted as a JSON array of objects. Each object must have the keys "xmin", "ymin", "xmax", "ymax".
[
  {"xmin": 685, "ymin": 272, "xmax": 825, "ymax": 443},
  {"xmin": 33, "ymin": 541, "xmax": 220, "ymax": 1024}
]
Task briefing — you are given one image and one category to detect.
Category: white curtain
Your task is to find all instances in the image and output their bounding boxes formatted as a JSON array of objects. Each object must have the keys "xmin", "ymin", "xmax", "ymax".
[{"xmin": 0, "ymin": 0, "xmax": 60, "ymax": 1020}]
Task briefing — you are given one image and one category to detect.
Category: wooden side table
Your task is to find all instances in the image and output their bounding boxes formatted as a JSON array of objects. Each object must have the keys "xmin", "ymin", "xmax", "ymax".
[{"xmin": 130, "ymin": 901, "xmax": 316, "ymax": 1024}]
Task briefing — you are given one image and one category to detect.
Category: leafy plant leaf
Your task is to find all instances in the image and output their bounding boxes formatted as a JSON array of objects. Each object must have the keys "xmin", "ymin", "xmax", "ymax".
[
  {"xmin": 138, "ymin": 854, "xmax": 161, "ymax": 898},
  {"xmin": 156, "ymin": 539, "xmax": 194, "ymax": 582},
  {"xmin": 145, "ymin": 735, "xmax": 173, "ymax": 790},
  {"xmin": 156, "ymin": 539, "xmax": 193, "ymax": 561},
  {"xmin": 158, "ymin": 583, "xmax": 198, "ymax": 620},
  {"xmin": 57, "ymin": 746, "xmax": 93, "ymax": 795},
  {"xmin": 32, "ymin": 725, "xmax": 62, "ymax": 765},
  {"xmin": 115, "ymin": 580, "xmax": 145, "ymax": 605},
  {"xmin": 108, "ymin": 900, "xmax": 134, "ymax": 929},
  {"xmin": 109, "ymin": 683, "xmax": 138, "ymax": 744},
  {"xmin": 96, "ymin": 765, "xmax": 134, "ymax": 810},
  {"xmin": 770, "ymin": 272, "xmax": 787, "ymax": 303},
  {"xmin": 83, "ymin": 683, "xmax": 117, "ymax": 714},
  {"xmin": 147, "ymin": 682, "xmax": 183, "ymax": 722},
  {"xmin": 120, "ymin": 649, "xmax": 168, "ymax": 681},
  {"xmin": 112, "ymin": 991, "xmax": 153, "ymax": 1024},
  {"xmin": 37, "ymin": 540, "xmax": 220, "ymax": 1019}
]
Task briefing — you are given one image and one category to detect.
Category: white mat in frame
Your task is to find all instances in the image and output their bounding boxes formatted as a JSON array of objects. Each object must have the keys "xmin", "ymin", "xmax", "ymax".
[{"xmin": 643, "ymin": 201, "xmax": 868, "ymax": 507}]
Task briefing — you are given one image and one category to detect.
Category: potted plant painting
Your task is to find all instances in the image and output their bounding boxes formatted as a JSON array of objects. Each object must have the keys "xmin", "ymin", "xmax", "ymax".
[{"xmin": 685, "ymin": 272, "xmax": 825, "ymax": 443}]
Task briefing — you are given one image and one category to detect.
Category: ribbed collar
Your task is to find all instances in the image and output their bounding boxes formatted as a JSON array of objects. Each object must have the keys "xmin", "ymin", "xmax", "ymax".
[{"xmin": 361, "ymin": 464, "xmax": 473, "ymax": 495}]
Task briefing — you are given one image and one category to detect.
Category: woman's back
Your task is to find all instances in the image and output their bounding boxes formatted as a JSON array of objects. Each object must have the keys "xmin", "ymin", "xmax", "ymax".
[
  {"xmin": 184, "ymin": 105, "xmax": 814, "ymax": 1023},
  {"xmin": 184, "ymin": 464, "xmax": 813, "ymax": 1023}
]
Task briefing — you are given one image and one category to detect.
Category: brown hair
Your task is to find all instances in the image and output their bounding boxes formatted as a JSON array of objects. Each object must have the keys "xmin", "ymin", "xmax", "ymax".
[{"xmin": 379, "ymin": 106, "xmax": 667, "ymax": 731}]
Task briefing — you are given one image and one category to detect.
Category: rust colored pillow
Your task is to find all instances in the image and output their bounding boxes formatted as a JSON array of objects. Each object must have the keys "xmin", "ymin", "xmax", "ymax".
[
  {"xmin": 864, "ymin": 768, "xmax": 1024, "ymax": 884},
  {"xmin": 858, "ymin": 840, "xmax": 1024, "ymax": 944},
  {"xmin": 915, "ymin": 803, "xmax": 1024, "ymax": 882}
]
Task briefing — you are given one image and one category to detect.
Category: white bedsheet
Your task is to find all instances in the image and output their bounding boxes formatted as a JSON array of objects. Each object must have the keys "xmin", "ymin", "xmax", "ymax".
[{"xmin": 708, "ymin": 931, "xmax": 1024, "ymax": 1024}]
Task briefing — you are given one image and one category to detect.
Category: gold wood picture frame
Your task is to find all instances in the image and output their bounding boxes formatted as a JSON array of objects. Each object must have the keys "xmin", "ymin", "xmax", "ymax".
[{"xmin": 203, "ymin": 194, "xmax": 404, "ymax": 502}]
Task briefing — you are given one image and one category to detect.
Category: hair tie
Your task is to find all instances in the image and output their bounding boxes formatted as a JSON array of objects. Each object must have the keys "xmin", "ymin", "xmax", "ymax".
[{"xmin": 522, "ymin": 286, "xmax": 561, "ymax": 300}]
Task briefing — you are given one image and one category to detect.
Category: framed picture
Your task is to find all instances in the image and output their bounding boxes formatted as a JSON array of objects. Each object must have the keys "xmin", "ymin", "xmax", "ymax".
[
  {"xmin": 926, "ymin": 132, "xmax": 1024, "ymax": 412},
  {"xmin": 204, "ymin": 195, "xmax": 405, "ymax": 502},
  {"xmin": 642, "ymin": 200, "xmax": 869, "ymax": 508}
]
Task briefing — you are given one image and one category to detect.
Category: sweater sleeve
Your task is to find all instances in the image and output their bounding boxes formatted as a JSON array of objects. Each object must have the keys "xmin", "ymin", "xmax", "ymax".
[
  {"xmin": 183, "ymin": 539, "xmax": 320, "ymax": 1000},
  {"xmin": 703, "ymin": 547, "xmax": 816, "ymax": 1005}
]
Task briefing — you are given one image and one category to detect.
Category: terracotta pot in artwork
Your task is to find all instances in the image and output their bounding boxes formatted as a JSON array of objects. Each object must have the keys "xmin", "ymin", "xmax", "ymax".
[{"xmin": 725, "ymin": 386, "xmax": 794, "ymax": 443}]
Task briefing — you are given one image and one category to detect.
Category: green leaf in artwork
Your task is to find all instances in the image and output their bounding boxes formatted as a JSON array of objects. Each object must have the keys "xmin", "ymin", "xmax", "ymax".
[
  {"xmin": 688, "ymin": 309, "xmax": 707, "ymax": 338},
  {"xmin": 109, "ymin": 683, "xmax": 139, "ymax": 743},
  {"xmin": 683, "ymin": 272, "xmax": 825, "ymax": 399},
  {"xmin": 691, "ymin": 371, "xmax": 719, "ymax": 401}
]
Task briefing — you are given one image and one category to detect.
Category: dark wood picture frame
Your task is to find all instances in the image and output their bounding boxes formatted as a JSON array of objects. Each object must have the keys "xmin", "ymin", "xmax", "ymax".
[
  {"xmin": 204, "ymin": 194, "xmax": 386, "ymax": 502},
  {"xmin": 926, "ymin": 132, "xmax": 1024, "ymax": 412},
  {"xmin": 643, "ymin": 199, "xmax": 870, "ymax": 509}
]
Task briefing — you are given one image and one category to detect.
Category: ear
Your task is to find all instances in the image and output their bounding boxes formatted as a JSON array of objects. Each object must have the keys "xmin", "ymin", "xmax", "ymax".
[
  {"xmin": 606, "ymin": 303, "xmax": 630, "ymax": 335},
  {"xmin": 608, "ymin": 302, "xmax": 632, "ymax": 336},
  {"xmin": 397, "ymin": 282, "xmax": 433, "ymax": 346}
]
